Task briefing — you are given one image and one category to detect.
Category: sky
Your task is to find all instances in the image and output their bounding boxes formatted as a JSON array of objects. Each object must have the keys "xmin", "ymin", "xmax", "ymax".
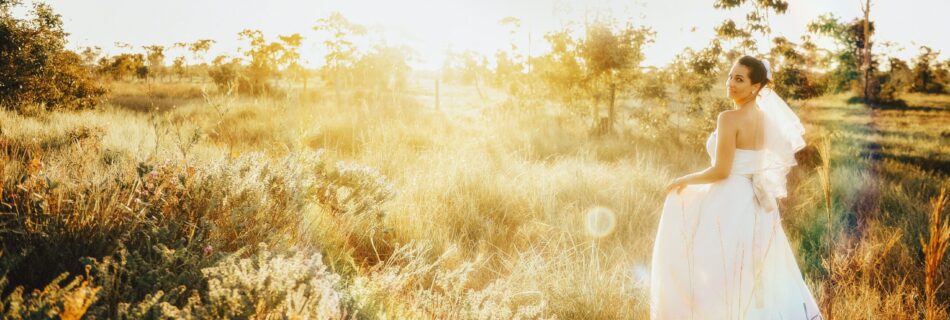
[{"xmin": 34, "ymin": 0, "xmax": 950, "ymax": 70}]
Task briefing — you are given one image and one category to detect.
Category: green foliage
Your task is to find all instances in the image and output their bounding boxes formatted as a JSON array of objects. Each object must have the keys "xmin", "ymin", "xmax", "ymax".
[
  {"xmin": 769, "ymin": 37, "xmax": 821, "ymax": 99},
  {"xmin": 712, "ymin": 0, "xmax": 789, "ymax": 51},
  {"xmin": 877, "ymin": 57, "xmax": 912, "ymax": 104},
  {"xmin": 807, "ymin": 14, "xmax": 875, "ymax": 95},
  {"xmin": 910, "ymin": 46, "xmax": 948, "ymax": 94},
  {"xmin": 0, "ymin": 2, "xmax": 106, "ymax": 113},
  {"xmin": 713, "ymin": 0, "xmax": 788, "ymax": 13},
  {"xmin": 670, "ymin": 40, "xmax": 725, "ymax": 93}
]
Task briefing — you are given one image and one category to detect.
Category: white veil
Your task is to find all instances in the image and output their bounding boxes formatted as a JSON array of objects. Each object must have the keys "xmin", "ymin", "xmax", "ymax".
[{"xmin": 751, "ymin": 61, "xmax": 807, "ymax": 213}]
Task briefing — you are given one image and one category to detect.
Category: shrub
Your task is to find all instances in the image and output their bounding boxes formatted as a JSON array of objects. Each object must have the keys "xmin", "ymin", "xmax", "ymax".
[
  {"xmin": 0, "ymin": 2, "xmax": 106, "ymax": 113},
  {"xmin": 1, "ymin": 272, "xmax": 101, "ymax": 319}
]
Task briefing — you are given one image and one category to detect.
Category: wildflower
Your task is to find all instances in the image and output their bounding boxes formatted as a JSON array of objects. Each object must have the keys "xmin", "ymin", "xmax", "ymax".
[{"xmin": 203, "ymin": 244, "xmax": 213, "ymax": 256}]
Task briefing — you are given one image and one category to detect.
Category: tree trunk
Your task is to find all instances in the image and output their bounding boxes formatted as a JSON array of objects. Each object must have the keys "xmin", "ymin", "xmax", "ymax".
[
  {"xmin": 474, "ymin": 75, "xmax": 485, "ymax": 101},
  {"xmin": 608, "ymin": 83, "xmax": 616, "ymax": 132},
  {"xmin": 862, "ymin": 0, "xmax": 872, "ymax": 102}
]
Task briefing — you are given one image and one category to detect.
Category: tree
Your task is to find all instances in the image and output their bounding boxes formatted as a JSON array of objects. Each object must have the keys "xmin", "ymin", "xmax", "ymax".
[
  {"xmin": 671, "ymin": 40, "xmax": 725, "ymax": 94},
  {"xmin": 187, "ymin": 39, "xmax": 215, "ymax": 81},
  {"xmin": 277, "ymin": 33, "xmax": 306, "ymax": 89},
  {"xmin": 769, "ymin": 37, "xmax": 820, "ymax": 99},
  {"xmin": 80, "ymin": 46, "xmax": 102, "ymax": 68},
  {"xmin": 578, "ymin": 19, "xmax": 655, "ymax": 133},
  {"xmin": 878, "ymin": 57, "xmax": 912, "ymax": 103},
  {"xmin": 208, "ymin": 54, "xmax": 242, "ymax": 92},
  {"xmin": 0, "ymin": 1, "xmax": 106, "ymax": 112},
  {"xmin": 103, "ymin": 53, "xmax": 146, "ymax": 81},
  {"xmin": 712, "ymin": 0, "xmax": 788, "ymax": 51},
  {"xmin": 143, "ymin": 45, "xmax": 165, "ymax": 82},
  {"xmin": 172, "ymin": 56, "xmax": 187, "ymax": 81},
  {"xmin": 443, "ymin": 50, "xmax": 491, "ymax": 99},
  {"xmin": 859, "ymin": 0, "xmax": 876, "ymax": 102},
  {"xmin": 493, "ymin": 50, "xmax": 525, "ymax": 93},
  {"xmin": 799, "ymin": 35, "xmax": 832, "ymax": 77},
  {"xmin": 188, "ymin": 39, "xmax": 215, "ymax": 62},
  {"xmin": 237, "ymin": 29, "xmax": 286, "ymax": 95},
  {"xmin": 910, "ymin": 46, "xmax": 946, "ymax": 94},
  {"xmin": 533, "ymin": 28, "xmax": 583, "ymax": 107},
  {"xmin": 492, "ymin": 16, "xmax": 529, "ymax": 96},
  {"xmin": 352, "ymin": 45, "xmax": 413, "ymax": 102},
  {"xmin": 937, "ymin": 59, "xmax": 950, "ymax": 92},
  {"xmin": 314, "ymin": 12, "xmax": 366, "ymax": 104},
  {"xmin": 808, "ymin": 14, "xmax": 875, "ymax": 95}
]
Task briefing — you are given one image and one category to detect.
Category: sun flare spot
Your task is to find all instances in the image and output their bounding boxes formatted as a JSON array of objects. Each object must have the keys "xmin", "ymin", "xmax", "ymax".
[{"xmin": 585, "ymin": 206, "xmax": 616, "ymax": 238}]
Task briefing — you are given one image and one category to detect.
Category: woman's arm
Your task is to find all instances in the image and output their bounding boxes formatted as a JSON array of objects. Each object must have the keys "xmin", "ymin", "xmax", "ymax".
[{"xmin": 666, "ymin": 112, "xmax": 738, "ymax": 193}]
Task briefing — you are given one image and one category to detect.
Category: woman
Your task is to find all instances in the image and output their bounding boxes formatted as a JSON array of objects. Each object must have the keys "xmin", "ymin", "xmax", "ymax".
[{"xmin": 649, "ymin": 56, "xmax": 822, "ymax": 319}]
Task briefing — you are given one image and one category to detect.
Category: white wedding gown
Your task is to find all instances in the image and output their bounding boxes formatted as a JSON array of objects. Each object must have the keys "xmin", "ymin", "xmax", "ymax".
[{"xmin": 649, "ymin": 130, "xmax": 822, "ymax": 319}]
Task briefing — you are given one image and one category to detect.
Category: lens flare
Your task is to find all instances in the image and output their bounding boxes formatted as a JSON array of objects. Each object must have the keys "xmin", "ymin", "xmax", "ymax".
[
  {"xmin": 585, "ymin": 206, "xmax": 616, "ymax": 238},
  {"xmin": 629, "ymin": 264, "xmax": 650, "ymax": 288}
]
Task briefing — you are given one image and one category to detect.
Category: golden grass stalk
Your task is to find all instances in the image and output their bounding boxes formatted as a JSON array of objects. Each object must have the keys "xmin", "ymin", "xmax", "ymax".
[
  {"xmin": 920, "ymin": 187, "xmax": 949, "ymax": 320},
  {"xmin": 815, "ymin": 134, "xmax": 835, "ymax": 319},
  {"xmin": 816, "ymin": 134, "xmax": 834, "ymax": 235}
]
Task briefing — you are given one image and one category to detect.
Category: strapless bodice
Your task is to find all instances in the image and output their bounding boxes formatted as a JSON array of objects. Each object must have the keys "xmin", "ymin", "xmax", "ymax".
[{"xmin": 706, "ymin": 130, "xmax": 764, "ymax": 175}]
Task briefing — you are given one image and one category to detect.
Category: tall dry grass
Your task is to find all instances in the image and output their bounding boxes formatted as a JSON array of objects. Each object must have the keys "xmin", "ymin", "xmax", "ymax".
[
  {"xmin": 923, "ymin": 188, "xmax": 949, "ymax": 320},
  {"xmin": 814, "ymin": 132, "xmax": 837, "ymax": 319},
  {"xmin": 0, "ymin": 81, "xmax": 947, "ymax": 318}
]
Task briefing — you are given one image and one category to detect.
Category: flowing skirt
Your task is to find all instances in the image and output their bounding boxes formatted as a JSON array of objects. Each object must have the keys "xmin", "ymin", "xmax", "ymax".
[{"xmin": 649, "ymin": 175, "xmax": 822, "ymax": 319}]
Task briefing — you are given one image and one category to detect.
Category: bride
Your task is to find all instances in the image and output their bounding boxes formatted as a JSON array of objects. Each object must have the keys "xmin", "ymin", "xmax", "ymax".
[{"xmin": 649, "ymin": 56, "xmax": 822, "ymax": 319}]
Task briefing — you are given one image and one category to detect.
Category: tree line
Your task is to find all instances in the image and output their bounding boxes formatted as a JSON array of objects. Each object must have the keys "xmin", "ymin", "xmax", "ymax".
[{"xmin": 2, "ymin": 0, "xmax": 949, "ymax": 117}]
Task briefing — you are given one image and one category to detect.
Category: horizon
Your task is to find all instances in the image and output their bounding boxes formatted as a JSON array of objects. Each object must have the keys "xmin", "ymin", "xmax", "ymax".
[{"xmin": 32, "ymin": 0, "xmax": 950, "ymax": 71}]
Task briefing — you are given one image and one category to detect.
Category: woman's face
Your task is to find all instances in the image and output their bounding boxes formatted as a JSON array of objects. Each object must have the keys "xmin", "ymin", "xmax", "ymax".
[{"xmin": 726, "ymin": 62, "xmax": 761, "ymax": 102}]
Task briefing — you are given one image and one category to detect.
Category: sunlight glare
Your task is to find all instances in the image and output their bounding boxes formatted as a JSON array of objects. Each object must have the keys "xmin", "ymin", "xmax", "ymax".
[{"xmin": 586, "ymin": 206, "xmax": 616, "ymax": 238}]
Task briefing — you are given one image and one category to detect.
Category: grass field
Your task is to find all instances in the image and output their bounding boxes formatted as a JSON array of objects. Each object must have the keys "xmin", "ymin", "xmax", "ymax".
[{"xmin": 0, "ymin": 79, "xmax": 947, "ymax": 319}]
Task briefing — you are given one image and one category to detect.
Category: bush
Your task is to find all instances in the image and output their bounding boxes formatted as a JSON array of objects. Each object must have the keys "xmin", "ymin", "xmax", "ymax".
[
  {"xmin": 207, "ymin": 56, "xmax": 247, "ymax": 94},
  {"xmin": 0, "ymin": 122, "xmax": 400, "ymax": 316},
  {"xmin": 0, "ymin": 2, "xmax": 106, "ymax": 113},
  {"xmin": 773, "ymin": 66, "xmax": 821, "ymax": 100},
  {"xmin": 110, "ymin": 245, "xmax": 345, "ymax": 319},
  {"xmin": 1, "ymin": 272, "xmax": 101, "ymax": 320}
]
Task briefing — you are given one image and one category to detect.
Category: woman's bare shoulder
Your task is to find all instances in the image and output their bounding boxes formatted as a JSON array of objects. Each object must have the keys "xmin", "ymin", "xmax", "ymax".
[{"xmin": 716, "ymin": 110, "xmax": 742, "ymax": 126}]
